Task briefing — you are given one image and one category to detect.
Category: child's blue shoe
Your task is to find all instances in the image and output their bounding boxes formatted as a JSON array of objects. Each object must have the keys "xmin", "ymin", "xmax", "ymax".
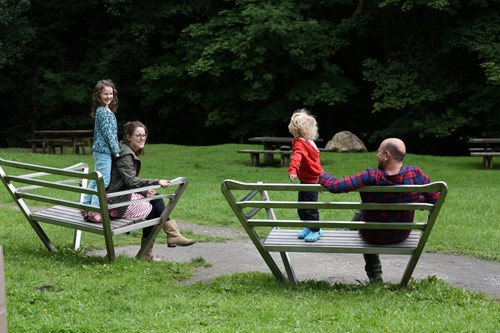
[
  {"xmin": 297, "ymin": 227, "xmax": 311, "ymax": 239},
  {"xmin": 304, "ymin": 229, "xmax": 323, "ymax": 242}
]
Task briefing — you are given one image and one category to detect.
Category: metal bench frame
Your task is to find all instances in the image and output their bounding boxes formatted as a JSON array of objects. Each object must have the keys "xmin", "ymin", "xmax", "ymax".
[
  {"xmin": 221, "ymin": 179, "xmax": 447, "ymax": 288},
  {"xmin": 0, "ymin": 157, "xmax": 188, "ymax": 261}
]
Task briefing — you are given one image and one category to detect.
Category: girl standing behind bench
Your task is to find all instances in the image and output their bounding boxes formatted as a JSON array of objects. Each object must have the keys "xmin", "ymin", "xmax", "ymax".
[
  {"xmin": 288, "ymin": 109, "xmax": 324, "ymax": 242},
  {"xmin": 81, "ymin": 79, "xmax": 121, "ymax": 223}
]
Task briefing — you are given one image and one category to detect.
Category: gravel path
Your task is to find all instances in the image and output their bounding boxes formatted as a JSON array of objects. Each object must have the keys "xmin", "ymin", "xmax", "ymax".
[{"xmin": 88, "ymin": 221, "xmax": 500, "ymax": 299}]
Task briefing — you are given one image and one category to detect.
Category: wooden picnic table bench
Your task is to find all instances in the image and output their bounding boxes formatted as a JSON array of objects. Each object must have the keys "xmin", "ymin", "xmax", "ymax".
[
  {"xmin": 247, "ymin": 136, "xmax": 323, "ymax": 165},
  {"xmin": 221, "ymin": 180, "xmax": 448, "ymax": 288},
  {"xmin": 30, "ymin": 130, "xmax": 93, "ymax": 155},
  {"xmin": 468, "ymin": 138, "xmax": 500, "ymax": 169},
  {"xmin": 0, "ymin": 157, "xmax": 188, "ymax": 261},
  {"xmin": 237, "ymin": 149, "xmax": 292, "ymax": 167}
]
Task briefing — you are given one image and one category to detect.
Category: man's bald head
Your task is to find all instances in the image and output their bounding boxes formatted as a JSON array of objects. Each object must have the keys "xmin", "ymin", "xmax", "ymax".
[{"xmin": 380, "ymin": 138, "xmax": 406, "ymax": 162}]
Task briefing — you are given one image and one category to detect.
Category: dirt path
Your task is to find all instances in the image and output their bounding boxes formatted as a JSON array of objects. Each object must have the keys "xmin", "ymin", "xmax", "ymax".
[{"xmin": 88, "ymin": 221, "xmax": 500, "ymax": 299}]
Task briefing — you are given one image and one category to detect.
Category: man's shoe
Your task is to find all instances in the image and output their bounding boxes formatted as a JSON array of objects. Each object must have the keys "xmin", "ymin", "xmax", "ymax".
[
  {"xmin": 368, "ymin": 276, "xmax": 384, "ymax": 284},
  {"xmin": 87, "ymin": 211, "xmax": 103, "ymax": 223},
  {"xmin": 297, "ymin": 227, "xmax": 311, "ymax": 239},
  {"xmin": 304, "ymin": 229, "xmax": 323, "ymax": 242}
]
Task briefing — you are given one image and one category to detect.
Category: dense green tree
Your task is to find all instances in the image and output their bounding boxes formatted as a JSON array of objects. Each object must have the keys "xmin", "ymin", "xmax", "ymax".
[
  {"xmin": 139, "ymin": 0, "xmax": 360, "ymax": 143},
  {"xmin": 361, "ymin": 0, "xmax": 500, "ymax": 152},
  {"xmin": 0, "ymin": 0, "xmax": 498, "ymax": 154}
]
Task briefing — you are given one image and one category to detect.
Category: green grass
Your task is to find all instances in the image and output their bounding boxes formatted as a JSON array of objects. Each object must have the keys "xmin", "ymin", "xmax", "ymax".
[{"xmin": 0, "ymin": 145, "xmax": 499, "ymax": 332}]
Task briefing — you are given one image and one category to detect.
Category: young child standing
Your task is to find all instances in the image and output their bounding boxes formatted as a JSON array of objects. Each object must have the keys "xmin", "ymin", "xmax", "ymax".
[
  {"xmin": 82, "ymin": 79, "xmax": 121, "ymax": 223},
  {"xmin": 288, "ymin": 109, "xmax": 324, "ymax": 242}
]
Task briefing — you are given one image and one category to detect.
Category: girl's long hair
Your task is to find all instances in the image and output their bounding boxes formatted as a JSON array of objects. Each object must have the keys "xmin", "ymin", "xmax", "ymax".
[{"xmin": 90, "ymin": 79, "xmax": 118, "ymax": 118}]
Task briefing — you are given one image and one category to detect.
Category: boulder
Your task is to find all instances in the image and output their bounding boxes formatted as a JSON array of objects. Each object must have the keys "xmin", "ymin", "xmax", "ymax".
[{"xmin": 325, "ymin": 131, "xmax": 368, "ymax": 152}]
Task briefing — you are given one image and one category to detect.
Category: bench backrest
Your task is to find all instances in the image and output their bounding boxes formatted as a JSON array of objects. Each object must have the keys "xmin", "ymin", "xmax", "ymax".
[
  {"xmin": 0, "ymin": 157, "xmax": 186, "ymax": 233},
  {"xmin": 0, "ymin": 157, "xmax": 105, "ymax": 218},
  {"xmin": 221, "ymin": 179, "xmax": 447, "ymax": 240}
]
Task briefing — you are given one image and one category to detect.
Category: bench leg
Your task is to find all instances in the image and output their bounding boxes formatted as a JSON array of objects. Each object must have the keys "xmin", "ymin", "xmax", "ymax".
[
  {"xmin": 280, "ymin": 154, "xmax": 290, "ymax": 167},
  {"xmin": 263, "ymin": 152, "xmax": 273, "ymax": 165},
  {"xmin": 135, "ymin": 222, "xmax": 165, "ymax": 259},
  {"xmin": 250, "ymin": 153, "xmax": 260, "ymax": 166},
  {"xmin": 29, "ymin": 220, "xmax": 57, "ymax": 253},
  {"xmin": 280, "ymin": 252, "xmax": 297, "ymax": 284},
  {"xmin": 73, "ymin": 230, "xmax": 82, "ymax": 250},
  {"xmin": 483, "ymin": 156, "xmax": 493, "ymax": 169},
  {"xmin": 399, "ymin": 250, "xmax": 425, "ymax": 288}
]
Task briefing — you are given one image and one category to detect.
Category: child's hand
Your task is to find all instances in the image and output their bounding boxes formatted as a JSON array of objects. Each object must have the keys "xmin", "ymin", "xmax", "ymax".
[{"xmin": 289, "ymin": 173, "xmax": 297, "ymax": 182}]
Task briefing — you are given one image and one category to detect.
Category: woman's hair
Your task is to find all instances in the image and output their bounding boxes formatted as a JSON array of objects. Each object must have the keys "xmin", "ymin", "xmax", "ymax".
[
  {"xmin": 90, "ymin": 79, "xmax": 118, "ymax": 118},
  {"xmin": 288, "ymin": 108, "xmax": 319, "ymax": 140},
  {"xmin": 123, "ymin": 120, "xmax": 148, "ymax": 156}
]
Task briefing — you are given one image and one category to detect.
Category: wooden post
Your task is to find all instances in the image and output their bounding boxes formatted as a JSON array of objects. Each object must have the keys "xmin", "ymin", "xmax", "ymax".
[{"xmin": 0, "ymin": 246, "xmax": 7, "ymax": 333}]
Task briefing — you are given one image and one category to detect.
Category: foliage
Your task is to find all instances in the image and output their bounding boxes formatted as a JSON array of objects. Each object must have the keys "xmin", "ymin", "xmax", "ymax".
[
  {"xmin": 0, "ymin": 0, "xmax": 499, "ymax": 154},
  {"xmin": 361, "ymin": 0, "xmax": 500, "ymax": 151},
  {"xmin": 140, "ymin": 0, "xmax": 357, "ymax": 140},
  {"xmin": 0, "ymin": 0, "xmax": 33, "ymax": 68}
]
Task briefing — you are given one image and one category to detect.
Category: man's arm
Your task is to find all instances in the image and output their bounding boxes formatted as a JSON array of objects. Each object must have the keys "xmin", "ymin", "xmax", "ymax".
[{"xmin": 319, "ymin": 170, "xmax": 374, "ymax": 193}]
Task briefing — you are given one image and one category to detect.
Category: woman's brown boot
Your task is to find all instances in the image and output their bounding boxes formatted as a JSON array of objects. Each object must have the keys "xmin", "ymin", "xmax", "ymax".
[
  {"xmin": 141, "ymin": 238, "xmax": 161, "ymax": 263},
  {"xmin": 163, "ymin": 219, "xmax": 196, "ymax": 247}
]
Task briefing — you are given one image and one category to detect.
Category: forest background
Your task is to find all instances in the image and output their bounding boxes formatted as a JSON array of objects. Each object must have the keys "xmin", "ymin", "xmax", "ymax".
[{"xmin": 0, "ymin": 0, "xmax": 499, "ymax": 155}]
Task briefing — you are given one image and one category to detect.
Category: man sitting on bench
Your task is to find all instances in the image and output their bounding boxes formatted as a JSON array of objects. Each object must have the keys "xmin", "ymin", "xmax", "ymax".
[{"xmin": 318, "ymin": 138, "xmax": 440, "ymax": 283}]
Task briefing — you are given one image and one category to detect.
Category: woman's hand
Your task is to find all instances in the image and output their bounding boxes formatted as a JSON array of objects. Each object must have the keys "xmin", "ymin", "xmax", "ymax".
[
  {"xmin": 289, "ymin": 173, "xmax": 297, "ymax": 182},
  {"xmin": 158, "ymin": 179, "xmax": 170, "ymax": 188}
]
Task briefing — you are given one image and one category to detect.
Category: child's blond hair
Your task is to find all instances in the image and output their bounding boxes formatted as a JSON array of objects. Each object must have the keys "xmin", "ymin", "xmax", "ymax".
[{"xmin": 288, "ymin": 109, "xmax": 319, "ymax": 140}]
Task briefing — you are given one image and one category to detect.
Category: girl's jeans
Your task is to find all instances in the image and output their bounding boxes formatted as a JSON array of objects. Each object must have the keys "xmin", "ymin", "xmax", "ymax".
[{"xmin": 82, "ymin": 151, "xmax": 112, "ymax": 208}]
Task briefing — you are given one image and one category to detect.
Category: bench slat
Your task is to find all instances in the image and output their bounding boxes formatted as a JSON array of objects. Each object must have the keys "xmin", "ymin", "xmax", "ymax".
[
  {"xmin": 32, "ymin": 206, "xmax": 161, "ymax": 235},
  {"xmin": 263, "ymin": 229, "xmax": 419, "ymax": 254},
  {"xmin": 470, "ymin": 152, "xmax": 500, "ymax": 156}
]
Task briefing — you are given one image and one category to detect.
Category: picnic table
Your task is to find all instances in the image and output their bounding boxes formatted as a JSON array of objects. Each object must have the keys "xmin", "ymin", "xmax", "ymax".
[
  {"xmin": 468, "ymin": 138, "xmax": 500, "ymax": 169},
  {"xmin": 30, "ymin": 130, "xmax": 93, "ymax": 155},
  {"xmin": 244, "ymin": 136, "xmax": 324, "ymax": 166},
  {"xmin": 247, "ymin": 137, "xmax": 295, "ymax": 165}
]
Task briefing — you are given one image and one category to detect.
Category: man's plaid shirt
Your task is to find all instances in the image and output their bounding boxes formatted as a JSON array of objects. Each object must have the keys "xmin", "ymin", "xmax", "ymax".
[{"xmin": 318, "ymin": 166, "xmax": 440, "ymax": 244}]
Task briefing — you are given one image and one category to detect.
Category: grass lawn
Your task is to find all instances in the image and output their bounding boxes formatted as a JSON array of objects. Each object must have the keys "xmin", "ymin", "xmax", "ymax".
[{"xmin": 0, "ymin": 145, "xmax": 498, "ymax": 332}]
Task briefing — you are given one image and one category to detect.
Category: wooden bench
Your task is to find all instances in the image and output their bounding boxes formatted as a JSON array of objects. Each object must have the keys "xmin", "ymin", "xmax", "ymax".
[
  {"xmin": 237, "ymin": 149, "xmax": 292, "ymax": 167},
  {"xmin": 27, "ymin": 138, "xmax": 73, "ymax": 154},
  {"xmin": 0, "ymin": 157, "xmax": 188, "ymax": 261},
  {"xmin": 45, "ymin": 138, "xmax": 74, "ymax": 154},
  {"xmin": 469, "ymin": 148, "xmax": 500, "ymax": 169},
  {"xmin": 221, "ymin": 180, "xmax": 447, "ymax": 288},
  {"xmin": 468, "ymin": 138, "xmax": 500, "ymax": 169}
]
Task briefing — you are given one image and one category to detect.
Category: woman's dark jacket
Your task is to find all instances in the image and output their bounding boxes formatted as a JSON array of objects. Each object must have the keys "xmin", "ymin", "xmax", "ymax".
[{"xmin": 106, "ymin": 141, "xmax": 160, "ymax": 218}]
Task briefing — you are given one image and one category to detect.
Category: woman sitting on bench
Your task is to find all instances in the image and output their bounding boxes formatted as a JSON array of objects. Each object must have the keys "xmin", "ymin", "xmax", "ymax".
[{"xmin": 107, "ymin": 121, "xmax": 196, "ymax": 262}]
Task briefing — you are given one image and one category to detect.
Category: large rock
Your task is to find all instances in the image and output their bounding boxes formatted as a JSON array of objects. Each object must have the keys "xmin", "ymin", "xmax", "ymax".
[{"xmin": 325, "ymin": 131, "xmax": 368, "ymax": 152}]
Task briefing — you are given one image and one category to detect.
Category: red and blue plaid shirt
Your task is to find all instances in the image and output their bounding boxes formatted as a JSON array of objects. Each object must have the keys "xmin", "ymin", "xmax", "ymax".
[{"xmin": 319, "ymin": 166, "xmax": 440, "ymax": 244}]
